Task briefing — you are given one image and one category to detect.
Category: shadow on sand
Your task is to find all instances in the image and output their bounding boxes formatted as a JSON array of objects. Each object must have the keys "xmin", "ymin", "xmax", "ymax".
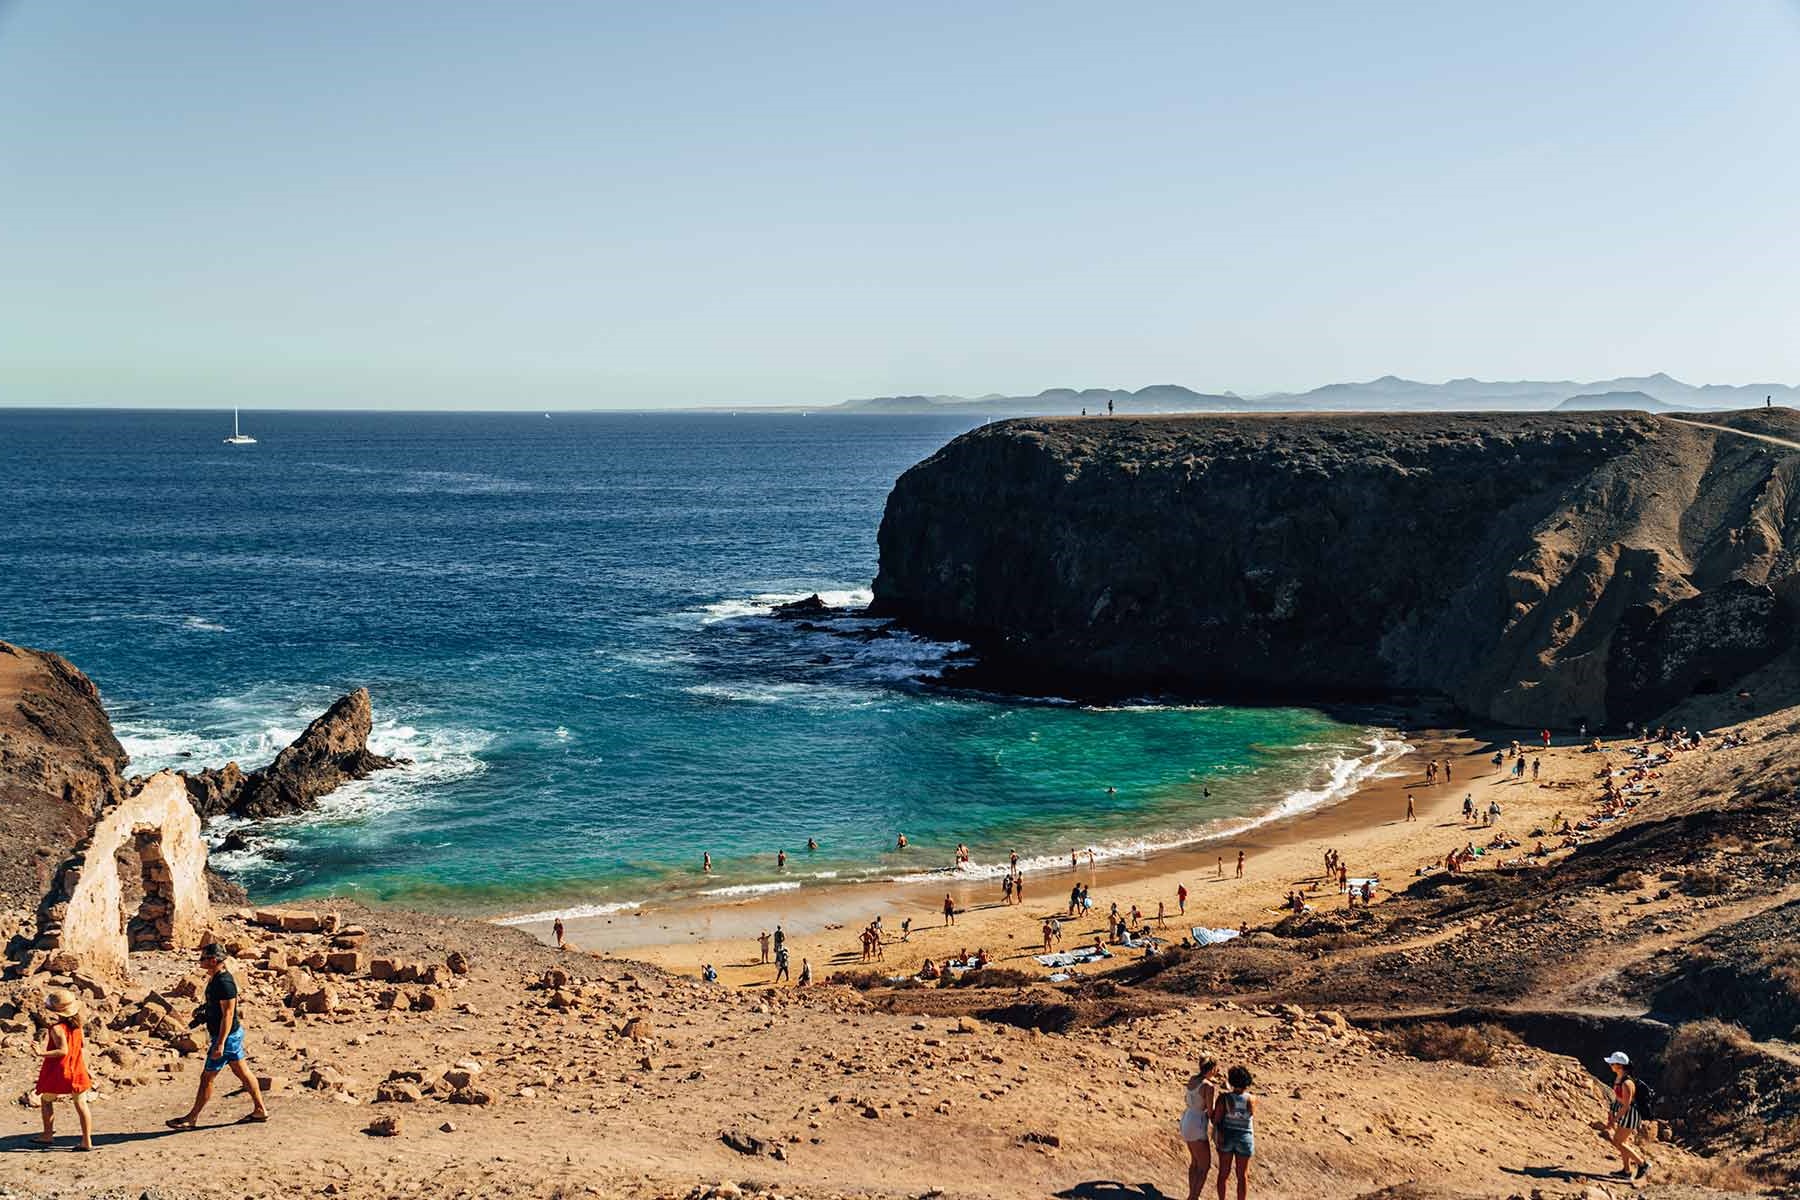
[{"xmin": 1055, "ymin": 1183, "xmax": 1172, "ymax": 1200}]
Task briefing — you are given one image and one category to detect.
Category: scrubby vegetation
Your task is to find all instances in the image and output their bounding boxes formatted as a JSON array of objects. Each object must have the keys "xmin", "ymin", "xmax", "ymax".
[{"xmin": 1388, "ymin": 1021, "xmax": 1518, "ymax": 1066}]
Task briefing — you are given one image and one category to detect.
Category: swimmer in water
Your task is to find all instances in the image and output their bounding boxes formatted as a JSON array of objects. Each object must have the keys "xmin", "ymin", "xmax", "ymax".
[
  {"xmin": 702, "ymin": 851, "xmax": 712, "ymax": 874},
  {"xmin": 896, "ymin": 833, "xmax": 908, "ymax": 850},
  {"xmin": 777, "ymin": 848, "xmax": 787, "ymax": 870},
  {"xmin": 807, "ymin": 837, "xmax": 818, "ymax": 852}
]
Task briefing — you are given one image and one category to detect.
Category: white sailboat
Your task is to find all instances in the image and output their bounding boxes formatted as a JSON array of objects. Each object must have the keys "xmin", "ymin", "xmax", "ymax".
[{"xmin": 223, "ymin": 409, "xmax": 257, "ymax": 445}]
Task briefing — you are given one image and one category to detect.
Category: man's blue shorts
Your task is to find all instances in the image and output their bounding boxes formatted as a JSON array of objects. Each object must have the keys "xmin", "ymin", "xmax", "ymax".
[{"xmin": 205, "ymin": 1027, "xmax": 246, "ymax": 1072}]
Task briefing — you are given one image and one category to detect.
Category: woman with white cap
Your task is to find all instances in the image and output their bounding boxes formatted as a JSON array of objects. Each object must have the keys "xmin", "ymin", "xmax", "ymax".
[{"xmin": 1602, "ymin": 1051, "xmax": 1648, "ymax": 1179}]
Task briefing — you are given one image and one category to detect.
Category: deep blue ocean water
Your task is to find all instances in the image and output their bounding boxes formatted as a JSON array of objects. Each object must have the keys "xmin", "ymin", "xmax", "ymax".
[{"xmin": 0, "ymin": 408, "xmax": 1402, "ymax": 919}]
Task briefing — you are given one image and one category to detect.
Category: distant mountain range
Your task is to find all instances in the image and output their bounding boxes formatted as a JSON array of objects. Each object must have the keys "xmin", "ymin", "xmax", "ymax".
[{"xmin": 832, "ymin": 373, "xmax": 1799, "ymax": 416}]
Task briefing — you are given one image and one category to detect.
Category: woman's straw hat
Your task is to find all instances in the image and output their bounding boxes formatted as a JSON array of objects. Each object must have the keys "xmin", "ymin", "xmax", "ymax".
[{"xmin": 43, "ymin": 988, "xmax": 81, "ymax": 1019}]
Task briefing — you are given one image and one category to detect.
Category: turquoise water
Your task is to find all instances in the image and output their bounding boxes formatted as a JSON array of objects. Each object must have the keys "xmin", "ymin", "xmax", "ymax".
[{"xmin": 0, "ymin": 409, "xmax": 1401, "ymax": 918}]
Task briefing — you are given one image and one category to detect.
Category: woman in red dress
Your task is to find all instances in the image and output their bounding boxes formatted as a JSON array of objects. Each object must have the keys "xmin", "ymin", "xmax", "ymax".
[{"xmin": 35, "ymin": 989, "xmax": 93, "ymax": 1150}]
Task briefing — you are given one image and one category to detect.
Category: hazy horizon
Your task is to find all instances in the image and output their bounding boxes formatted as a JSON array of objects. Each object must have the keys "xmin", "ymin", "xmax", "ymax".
[{"xmin": 4, "ymin": 2, "xmax": 1799, "ymax": 410}]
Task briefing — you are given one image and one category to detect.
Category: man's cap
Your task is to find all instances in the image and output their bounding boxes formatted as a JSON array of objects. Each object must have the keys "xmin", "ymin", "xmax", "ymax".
[{"xmin": 199, "ymin": 942, "xmax": 226, "ymax": 960}]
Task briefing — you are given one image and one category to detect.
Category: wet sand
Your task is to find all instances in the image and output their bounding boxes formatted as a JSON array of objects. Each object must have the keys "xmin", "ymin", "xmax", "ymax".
[{"xmin": 517, "ymin": 729, "xmax": 1600, "ymax": 987}]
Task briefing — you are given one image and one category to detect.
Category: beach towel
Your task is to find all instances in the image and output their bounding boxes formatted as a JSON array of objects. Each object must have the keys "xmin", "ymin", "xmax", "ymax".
[
  {"xmin": 1344, "ymin": 876, "xmax": 1379, "ymax": 893},
  {"xmin": 1034, "ymin": 947, "xmax": 1111, "ymax": 968},
  {"xmin": 1190, "ymin": 927, "xmax": 1240, "ymax": 947}
]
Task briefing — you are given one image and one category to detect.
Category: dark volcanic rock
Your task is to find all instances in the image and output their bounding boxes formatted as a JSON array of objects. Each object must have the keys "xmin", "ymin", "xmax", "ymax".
[
  {"xmin": 770, "ymin": 593, "xmax": 834, "ymax": 618},
  {"xmin": 1606, "ymin": 580, "xmax": 1790, "ymax": 722},
  {"xmin": 871, "ymin": 411, "xmax": 1800, "ymax": 725},
  {"xmin": 183, "ymin": 689, "xmax": 406, "ymax": 821},
  {"xmin": 0, "ymin": 641, "xmax": 128, "ymax": 913},
  {"xmin": 181, "ymin": 761, "xmax": 246, "ymax": 820}
]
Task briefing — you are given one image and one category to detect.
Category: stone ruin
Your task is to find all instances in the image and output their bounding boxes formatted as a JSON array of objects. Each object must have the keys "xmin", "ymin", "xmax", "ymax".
[{"xmin": 31, "ymin": 770, "xmax": 212, "ymax": 977}]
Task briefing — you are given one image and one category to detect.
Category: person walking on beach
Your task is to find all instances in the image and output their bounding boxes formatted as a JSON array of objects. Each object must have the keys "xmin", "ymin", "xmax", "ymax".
[
  {"xmin": 1211, "ymin": 1065, "xmax": 1256, "ymax": 1200},
  {"xmin": 1177, "ymin": 883, "xmax": 1188, "ymax": 915},
  {"xmin": 1014, "ymin": 872, "xmax": 1025, "ymax": 905},
  {"xmin": 1532, "ymin": 757, "xmax": 1541, "ymax": 781},
  {"xmin": 34, "ymin": 989, "xmax": 92, "ymax": 1151},
  {"xmin": 1425, "ymin": 760, "xmax": 1436, "ymax": 785},
  {"xmin": 1157, "ymin": 899, "xmax": 1167, "ymax": 927},
  {"xmin": 1603, "ymin": 1051, "xmax": 1649, "ymax": 1179},
  {"xmin": 167, "ymin": 943, "xmax": 268, "ymax": 1129},
  {"xmin": 1178, "ymin": 1057, "xmax": 1220, "ymax": 1200},
  {"xmin": 1542, "ymin": 728, "xmax": 1552, "ymax": 749},
  {"xmin": 797, "ymin": 957, "xmax": 812, "ymax": 987},
  {"xmin": 774, "ymin": 944, "xmax": 790, "ymax": 983},
  {"xmin": 773, "ymin": 924, "xmax": 785, "ymax": 957},
  {"xmin": 943, "ymin": 893, "xmax": 957, "ymax": 926},
  {"xmin": 1235, "ymin": 850, "xmax": 1245, "ymax": 879},
  {"xmin": 1405, "ymin": 794, "xmax": 1416, "ymax": 822},
  {"xmin": 758, "ymin": 930, "xmax": 771, "ymax": 964},
  {"xmin": 1462, "ymin": 793, "xmax": 1475, "ymax": 823},
  {"xmin": 1216, "ymin": 857, "xmax": 1224, "ymax": 878},
  {"xmin": 1443, "ymin": 758, "xmax": 1452, "ymax": 783},
  {"xmin": 1042, "ymin": 920, "xmax": 1055, "ymax": 953},
  {"xmin": 553, "ymin": 917, "xmax": 565, "ymax": 950},
  {"xmin": 1002, "ymin": 873, "xmax": 1014, "ymax": 904}
]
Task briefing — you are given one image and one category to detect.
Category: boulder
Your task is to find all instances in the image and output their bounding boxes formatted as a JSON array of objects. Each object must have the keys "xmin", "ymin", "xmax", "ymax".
[
  {"xmin": 229, "ymin": 690, "xmax": 407, "ymax": 820},
  {"xmin": 365, "ymin": 1116, "xmax": 402, "ymax": 1137},
  {"xmin": 296, "ymin": 986, "xmax": 338, "ymax": 1015}
]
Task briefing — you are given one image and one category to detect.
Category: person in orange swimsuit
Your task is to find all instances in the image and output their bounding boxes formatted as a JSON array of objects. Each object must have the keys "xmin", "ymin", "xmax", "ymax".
[{"xmin": 35, "ymin": 989, "xmax": 93, "ymax": 1151}]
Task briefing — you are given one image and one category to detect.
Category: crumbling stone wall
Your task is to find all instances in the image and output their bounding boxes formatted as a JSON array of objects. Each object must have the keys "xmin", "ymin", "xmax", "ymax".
[{"xmin": 33, "ymin": 771, "xmax": 211, "ymax": 977}]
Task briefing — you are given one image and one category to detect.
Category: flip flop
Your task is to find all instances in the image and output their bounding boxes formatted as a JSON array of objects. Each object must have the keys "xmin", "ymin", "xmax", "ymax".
[
  {"xmin": 236, "ymin": 1111, "xmax": 270, "ymax": 1124},
  {"xmin": 30, "ymin": 1135, "xmax": 54, "ymax": 1146},
  {"xmin": 165, "ymin": 1117, "xmax": 197, "ymax": 1130}
]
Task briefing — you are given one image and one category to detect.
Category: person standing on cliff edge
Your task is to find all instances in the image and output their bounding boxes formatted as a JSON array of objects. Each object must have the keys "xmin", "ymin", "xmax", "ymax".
[{"xmin": 167, "ymin": 944, "xmax": 268, "ymax": 1129}]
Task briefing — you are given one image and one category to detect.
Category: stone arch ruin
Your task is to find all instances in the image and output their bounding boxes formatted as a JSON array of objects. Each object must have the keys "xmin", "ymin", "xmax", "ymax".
[{"xmin": 34, "ymin": 771, "xmax": 212, "ymax": 977}]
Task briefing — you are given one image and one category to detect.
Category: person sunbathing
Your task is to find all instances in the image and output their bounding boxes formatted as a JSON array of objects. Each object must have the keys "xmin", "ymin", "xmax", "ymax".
[{"xmin": 919, "ymin": 959, "xmax": 940, "ymax": 980}]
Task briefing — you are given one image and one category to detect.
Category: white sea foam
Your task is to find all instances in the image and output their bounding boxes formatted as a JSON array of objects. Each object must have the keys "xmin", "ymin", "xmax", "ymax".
[
  {"xmin": 695, "ymin": 588, "xmax": 874, "ymax": 624},
  {"xmin": 493, "ymin": 900, "xmax": 642, "ymax": 926},
  {"xmin": 116, "ymin": 690, "xmax": 491, "ymax": 840},
  {"xmin": 698, "ymin": 880, "xmax": 802, "ymax": 898}
]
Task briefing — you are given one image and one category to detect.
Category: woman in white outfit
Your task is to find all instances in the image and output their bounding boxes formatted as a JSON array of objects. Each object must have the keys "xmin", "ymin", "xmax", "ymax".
[{"xmin": 1179, "ymin": 1057, "xmax": 1220, "ymax": 1200}]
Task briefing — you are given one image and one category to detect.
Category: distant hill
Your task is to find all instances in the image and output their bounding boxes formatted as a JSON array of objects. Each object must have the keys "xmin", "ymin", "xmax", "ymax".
[
  {"xmin": 1555, "ymin": 390, "xmax": 1681, "ymax": 413},
  {"xmin": 832, "ymin": 374, "xmax": 1800, "ymax": 416},
  {"xmin": 835, "ymin": 384, "xmax": 1238, "ymax": 416}
]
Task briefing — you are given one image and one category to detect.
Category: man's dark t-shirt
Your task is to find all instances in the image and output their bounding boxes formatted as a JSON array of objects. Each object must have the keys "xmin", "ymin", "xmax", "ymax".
[{"xmin": 203, "ymin": 970, "xmax": 242, "ymax": 1040}]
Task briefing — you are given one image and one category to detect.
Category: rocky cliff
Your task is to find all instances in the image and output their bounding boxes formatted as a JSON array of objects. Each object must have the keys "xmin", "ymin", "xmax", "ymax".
[
  {"xmin": 180, "ymin": 687, "xmax": 404, "ymax": 820},
  {"xmin": 871, "ymin": 410, "xmax": 1800, "ymax": 725},
  {"xmin": 0, "ymin": 641, "xmax": 129, "ymax": 917}
]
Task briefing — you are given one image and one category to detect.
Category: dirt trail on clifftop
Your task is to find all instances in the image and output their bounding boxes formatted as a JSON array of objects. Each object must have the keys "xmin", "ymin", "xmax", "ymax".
[{"xmin": 1661, "ymin": 414, "xmax": 1800, "ymax": 452}]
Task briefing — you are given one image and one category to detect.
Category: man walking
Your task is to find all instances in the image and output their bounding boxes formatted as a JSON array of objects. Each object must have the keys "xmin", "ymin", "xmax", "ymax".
[{"xmin": 167, "ymin": 943, "xmax": 268, "ymax": 1128}]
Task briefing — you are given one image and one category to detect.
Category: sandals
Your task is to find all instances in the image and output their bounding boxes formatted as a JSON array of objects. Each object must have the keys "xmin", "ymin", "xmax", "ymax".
[
  {"xmin": 165, "ymin": 1116, "xmax": 197, "ymax": 1130},
  {"xmin": 236, "ymin": 1111, "xmax": 270, "ymax": 1124}
]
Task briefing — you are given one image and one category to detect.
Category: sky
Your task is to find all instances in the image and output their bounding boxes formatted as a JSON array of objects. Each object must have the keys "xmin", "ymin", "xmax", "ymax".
[{"xmin": 2, "ymin": 1, "xmax": 1799, "ymax": 409}]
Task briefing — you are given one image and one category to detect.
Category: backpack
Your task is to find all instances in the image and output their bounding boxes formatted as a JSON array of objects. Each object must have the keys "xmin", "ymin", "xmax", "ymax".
[{"xmin": 1632, "ymin": 1077, "xmax": 1657, "ymax": 1118}]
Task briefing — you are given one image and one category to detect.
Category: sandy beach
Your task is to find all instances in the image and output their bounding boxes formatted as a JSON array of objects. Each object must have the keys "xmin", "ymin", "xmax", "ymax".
[{"xmin": 521, "ymin": 727, "xmax": 1604, "ymax": 988}]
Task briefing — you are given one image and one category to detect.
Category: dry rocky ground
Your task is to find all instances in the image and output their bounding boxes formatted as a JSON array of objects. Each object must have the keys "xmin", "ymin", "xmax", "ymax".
[{"xmin": 0, "ymin": 872, "xmax": 1782, "ymax": 1200}]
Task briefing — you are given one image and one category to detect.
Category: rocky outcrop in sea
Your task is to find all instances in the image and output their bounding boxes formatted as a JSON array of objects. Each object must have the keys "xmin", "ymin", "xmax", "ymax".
[{"xmin": 180, "ymin": 687, "xmax": 407, "ymax": 820}]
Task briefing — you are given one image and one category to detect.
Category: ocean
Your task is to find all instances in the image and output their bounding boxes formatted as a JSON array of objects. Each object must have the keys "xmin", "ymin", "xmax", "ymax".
[{"xmin": 0, "ymin": 407, "xmax": 1405, "ymax": 919}]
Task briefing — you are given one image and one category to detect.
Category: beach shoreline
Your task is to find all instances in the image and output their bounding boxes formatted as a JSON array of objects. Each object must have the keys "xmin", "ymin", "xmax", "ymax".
[{"xmin": 501, "ymin": 724, "xmax": 1601, "ymax": 988}]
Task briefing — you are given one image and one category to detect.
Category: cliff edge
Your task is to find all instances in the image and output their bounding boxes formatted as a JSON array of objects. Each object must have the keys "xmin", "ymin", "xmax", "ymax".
[
  {"xmin": 872, "ymin": 410, "xmax": 1800, "ymax": 725},
  {"xmin": 0, "ymin": 641, "xmax": 128, "ymax": 917}
]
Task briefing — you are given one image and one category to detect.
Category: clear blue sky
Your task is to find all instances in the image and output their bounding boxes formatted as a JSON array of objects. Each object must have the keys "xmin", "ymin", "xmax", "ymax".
[{"xmin": 3, "ymin": 1, "xmax": 1798, "ymax": 408}]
